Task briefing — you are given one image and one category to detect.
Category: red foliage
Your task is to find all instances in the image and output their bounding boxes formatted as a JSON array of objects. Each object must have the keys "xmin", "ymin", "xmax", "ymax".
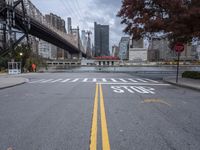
[{"xmin": 117, "ymin": 0, "xmax": 200, "ymax": 43}]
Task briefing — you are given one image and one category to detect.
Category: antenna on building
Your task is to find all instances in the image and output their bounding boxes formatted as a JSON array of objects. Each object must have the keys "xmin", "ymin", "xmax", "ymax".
[{"xmin": 86, "ymin": 30, "xmax": 92, "ymax": 58}]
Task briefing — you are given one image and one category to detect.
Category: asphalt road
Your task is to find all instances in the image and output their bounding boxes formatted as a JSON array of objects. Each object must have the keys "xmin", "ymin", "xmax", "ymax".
[{"xmin": 0, "ymin": 73, "xmax": 200, "ymax": 150}]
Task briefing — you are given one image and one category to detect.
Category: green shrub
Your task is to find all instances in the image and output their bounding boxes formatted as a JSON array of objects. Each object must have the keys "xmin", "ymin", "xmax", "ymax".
[{"xmin": 182, "ymin": 71, "xmax": 200, "ymax": 79}]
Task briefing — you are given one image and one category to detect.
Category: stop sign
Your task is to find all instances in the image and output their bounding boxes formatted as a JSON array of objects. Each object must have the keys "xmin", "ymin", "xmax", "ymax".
[{"xmin": 175, "ymin": 43, "xmax": 184, "ymax": 53}]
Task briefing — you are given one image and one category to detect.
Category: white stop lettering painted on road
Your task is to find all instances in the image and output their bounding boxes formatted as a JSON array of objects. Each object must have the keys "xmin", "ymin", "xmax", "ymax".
[{"xmin": 111, "ymin": 86, "xmax": 155, "ymax": 94}]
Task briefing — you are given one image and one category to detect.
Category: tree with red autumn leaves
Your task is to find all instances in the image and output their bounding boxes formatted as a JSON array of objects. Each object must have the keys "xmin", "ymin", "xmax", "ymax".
[{"xmin": 117, "ymin": 0, "xmax": 200, "ymax": 45}]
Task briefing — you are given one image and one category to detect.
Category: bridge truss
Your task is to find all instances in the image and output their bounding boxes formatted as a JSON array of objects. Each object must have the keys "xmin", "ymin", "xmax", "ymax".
[{"xmin": 0, "ymin": 0, "xmax": 30, "ymax": 56}]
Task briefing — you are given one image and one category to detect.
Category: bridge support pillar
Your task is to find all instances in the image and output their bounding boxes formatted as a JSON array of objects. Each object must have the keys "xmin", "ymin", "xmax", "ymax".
[{"xmin": 78, "ymin": 52, "xmax": 82, "ymax": 60}]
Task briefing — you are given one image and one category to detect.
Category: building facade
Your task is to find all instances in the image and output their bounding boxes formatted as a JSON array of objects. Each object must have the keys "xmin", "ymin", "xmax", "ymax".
[
  {"xmin": 44, "ymin": 13, "xmax": 67, "ymax": 60},
  {"xmin": 129, "ymin": 48, "xmax": 148, "ymax": 62},
  {"xmin": 119, "ymin": 37, "xmax": 129, "ymax": 60},
  {"xmin": 67, "ymin": 17, "xmax": 72, "ymax": 34},
  {"xmin": 94, "ymin": 22, "xmax": 109, "ymax": 56},
  {"xmin": 112, "ymin": 45, "xmax": 119, "ymax": 57}
]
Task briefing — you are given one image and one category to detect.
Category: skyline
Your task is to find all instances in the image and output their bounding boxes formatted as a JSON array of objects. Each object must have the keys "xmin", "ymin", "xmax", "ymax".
[{"xmin": 32, "ymin": 0, "xmax": 127, "ymax": 51}]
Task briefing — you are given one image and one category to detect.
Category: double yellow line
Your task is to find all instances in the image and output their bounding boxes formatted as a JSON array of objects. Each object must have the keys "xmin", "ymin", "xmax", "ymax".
[{"xmin": 90, "ymin": 84, "xmax": 111, "ymax": 150}]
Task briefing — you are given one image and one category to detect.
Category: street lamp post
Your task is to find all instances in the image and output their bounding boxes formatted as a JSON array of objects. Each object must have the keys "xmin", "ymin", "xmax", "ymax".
[{"xmin": 19, "ymin": 52, "xmax": 23, "ymax": 73}]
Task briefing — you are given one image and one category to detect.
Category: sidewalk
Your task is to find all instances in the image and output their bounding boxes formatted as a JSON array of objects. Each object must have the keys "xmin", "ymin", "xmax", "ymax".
[
  {"xmin": 0, "ymin": 74, "xmax": 28, "ymax": 89},
  {"xmin": 163, "ymin": 76, "xmax": 200, "ymax": 91}
]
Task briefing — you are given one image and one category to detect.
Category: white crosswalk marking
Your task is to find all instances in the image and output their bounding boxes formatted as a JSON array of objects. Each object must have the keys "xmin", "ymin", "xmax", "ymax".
[
  {"xmin": 119, "ymin": 79, "xmax": 128, "ymax": 82},
  {"xmin": 128, "ymin": 78, "xmax": 138, "ymax": 82},
  {"xmin": 102, "ymin": 78, "xmax": 107, "ymax": 82},
  {"xmin": 92, "ymin": 78, "xmax": 97, "ymax": 82},
  {"xmin": 111, "ymin": 78, "xmax": 117, "ymax": 82},
  {"xmin": 42, "ymin": 79, "xmax": 54, "ymax": 83},
  {"xmin": 83, "ymin": 78, "xmax": 88, "ymax": 82},
  {"xmin": 28, "ymin": 78, "xmax": 161, "ymax": 84},
  {"xmin": 61, "ymin": 79, "xmax": 70, "ymax": 83},
  {"xmin": 71, "ymin": 78, "xmax": 79, "ymax": 82},
  {"xmin": 29, "ymin": 79, "xmax": 46, "ymax": 83},
  {"xmin": 51, "ymin": 79, "xmax": 63, "ymax": 83},
  {"xmin": 136, "ymin": 78, "xmax": 148, "ymax": 83},
  {"xmin": 143, "ymin": 78, "xmax": 159, "ymax": 83}
]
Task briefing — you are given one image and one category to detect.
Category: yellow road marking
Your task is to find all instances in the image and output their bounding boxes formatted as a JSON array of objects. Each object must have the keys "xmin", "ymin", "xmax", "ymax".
[
  {"xmin": 143, "ymin": 99, "xmax": 171, "ymax": 106},
  {"xmin": 99, "ymin": 84, "xmax": 111, "ymax": 150},
  {"xmin": 90, "ymin": 84, "xmax": 99, "ymax": 150}
]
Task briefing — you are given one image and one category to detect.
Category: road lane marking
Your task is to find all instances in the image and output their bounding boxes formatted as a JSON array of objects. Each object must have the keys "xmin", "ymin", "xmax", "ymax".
[
  {"xmin": 128, "ymin": 78, "xmax": 138, "ymax": 82},
  {"xmin": 83, "ymin": 78, "xmax": 88, "ymax": 82},
  {"xmin": 111, "ymin": 86, "xmax": 155, "ymax": 94},
  {"xmin": 90, "ymin": 84, "xmax": 99, "ymax": 150},
  {"xmin": 143, "ymin": 78, "xmax": 159, "ymax": 83},
  {"xmin": 61, "ymin": 79, "xmax": 70, "ymax": 83},
  {"xmin": 102, "ymin": 78, "xmax": 107, "ymax": 82},
  {"xmin": 98, "ymin": 83, "xmax": 170, "ymax": 86},
  {"xmin": 28, "ymin": 79, "xmax": 46, "ymax": 83},
  {"xmin": 119, "ymin": 78, "xmax": 128, "ymax": 82},
  {"xmin": 28, "ymin": 78, "xmax": 162, "ymax": 85},
  {"xmin": 111, "ymin": 78, "xmax": 117, "ymax": 82},
  {"xmin": 136, "ymin": 78, "xmax": 148, "ymax": 82},
  {"xmin": 71, "ymin": 78, "xmax": 79, "ymax": 82},
  {"xmin": 51, "ymin": 79, "xmax": 63, "ymax": 83},
  {"xmin": 93, "ymin": 78, "xmax": 97, "ymax": 82},
  {"xmin": 42, "ymin": 79, "xmax": 54, "ymax": 83},
  {"xmin": 99, "ymin": 84, "xmax": 111, "ymax": 150},
  {"xmin": 142, "ymin": 99, "xmax": 171, "ymax": 106}
]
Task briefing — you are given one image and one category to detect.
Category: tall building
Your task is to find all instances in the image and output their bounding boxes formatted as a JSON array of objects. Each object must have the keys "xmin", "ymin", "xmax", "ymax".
[
  {"xmin": 112, "ymin": 45, "xmax": 119, "ymax": 57},
  {"xmin": 81, "ymin": 30, "xmax": 87, "ymax": 52},
  {"xmin": 44, "ymin": 13, "xmax": 67, "ymax": 60},
  {"xmin": 94, "ymin": 22, "xmax": 109, "ymax": 56},
  {"xmin": 148, "ymin": 38, "xmax": 172, "ymax": 61},
  {"xmin": 38, "ymin": 40, "xmax": 51, "ymax": 59},
  {"xmin": 119, "ymin": 37, "xmax": 129, "ymax": 60},
  {"xmin": 67, "ymin": 17, "xmax": 72, "ymax": 34}
]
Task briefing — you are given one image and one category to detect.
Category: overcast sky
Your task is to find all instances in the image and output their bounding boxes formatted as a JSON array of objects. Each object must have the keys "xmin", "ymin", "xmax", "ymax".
[{"xmin": 32, "ymin": 0, "xmax": 127, "ymax": 51}]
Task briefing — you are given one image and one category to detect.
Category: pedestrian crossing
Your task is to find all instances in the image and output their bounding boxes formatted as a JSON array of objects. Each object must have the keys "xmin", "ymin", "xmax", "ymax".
[{"xmin": 28, "ymin": 78, "xmax": 159, "ymax": 84}]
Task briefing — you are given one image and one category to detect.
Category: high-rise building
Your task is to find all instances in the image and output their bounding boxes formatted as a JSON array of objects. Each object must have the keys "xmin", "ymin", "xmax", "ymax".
[
  {"xmin": 94, "ymin": 22, "xmax": 109, "ymax": 56},
  {"xmin": 44, "ymin": 13, "xmax": 67, "ymax": 60},
  {"xmin": 119, "ymin": 37, "xmax": 129, "ymax": 60},
  {"xmin": 38, "ymin": 40, "xmax": 51, "ymax": 59},
  {"xmin": 67, "ymin": 17, "xmax": 72, "ymax": 34},
  {"xmin": 112, "ymin": 45, "xmax": 119, "ymax": 57},
  {"xmin": 81, "ymin": 30, "xmax": 87, "ymax": 52}
]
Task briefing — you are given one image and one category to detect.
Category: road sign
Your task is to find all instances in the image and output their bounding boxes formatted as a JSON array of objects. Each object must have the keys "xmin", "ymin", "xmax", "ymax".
[{"xmin": 175, "ymin": 43, "xmax": 184, "ymax": 53}]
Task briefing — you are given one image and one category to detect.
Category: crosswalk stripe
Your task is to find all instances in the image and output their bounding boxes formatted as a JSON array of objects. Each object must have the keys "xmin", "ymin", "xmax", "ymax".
[
  {"xmin": 93, "ymin": 78, "xmax": 97, "ymax": 82},
  {"xmin": 111, "ymin": 78, "xmax": 117, "ymax": 82},
  {"xmin": 136, "ymin": 78, "xmax": 148, "ymax": 83},
  {"xmin": 42, "ymin": 79, "xmax": 54, "ymax": 83},
  {"xmin": 71, "ymin": 78, "xmax": 79, "ymax": 82},
  {"xmin": 83, "ymin": 78, "xmax": 88, "ymax": 82},
  {"xmin": 102, "ymin": 78, "xmax": 107, "ymax": 82},
  {"xmin": 143, "ymin": 78, "xmax": 159, "ymax": 83},
  {"xmin": 61, "ymin": 79, "xmax": 70, "ymax": 83},
  {"xmin": 29, "ymin": 79, "xmax": 46, "ymax": 83},
  {"xmin": 128, "ymin": 78, "xmax": 138, "ymax": 82},
  {"xmin": 28, "ymin": 78, "xmax": 160, "ymax": 84},
  {"xmin": 51, "ymin": 79, "xmax": 63, "ymax": 83},
  {"xmin": 119, "ymin": 79, "xmax": 128, "ymax": 82}
]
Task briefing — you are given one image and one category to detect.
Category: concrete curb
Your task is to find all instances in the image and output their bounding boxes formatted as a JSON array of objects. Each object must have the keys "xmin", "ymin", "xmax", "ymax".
[
  {"xmin": 0, "ymin": 78, "xmax": 29, "ymax": 90},
  {"xmin": 163, "ymin": 78, "xmax": 200, "ymax": 92}
]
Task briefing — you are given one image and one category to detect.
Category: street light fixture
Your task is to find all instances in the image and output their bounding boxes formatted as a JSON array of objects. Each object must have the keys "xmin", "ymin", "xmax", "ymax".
[{"xmin": 19, "ymin": 52, "xmax": 23, "ymax": 73}]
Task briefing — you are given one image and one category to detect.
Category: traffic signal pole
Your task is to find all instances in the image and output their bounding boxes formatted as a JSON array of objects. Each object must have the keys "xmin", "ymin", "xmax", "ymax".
[{"xmin": 176, "ymin": 52, "xmax": 180, "ymax": 83}]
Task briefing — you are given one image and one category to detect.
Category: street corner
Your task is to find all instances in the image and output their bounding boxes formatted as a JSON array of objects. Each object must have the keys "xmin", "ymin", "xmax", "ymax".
[{"xmin": 0, "ymin": 76, "xmax": 29, "ymax": 90}]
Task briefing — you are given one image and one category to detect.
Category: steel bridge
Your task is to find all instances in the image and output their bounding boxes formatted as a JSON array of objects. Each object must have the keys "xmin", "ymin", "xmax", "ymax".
[{"xmin": 0, "ymin": 0, "xmax": 86, "ymax": 57}]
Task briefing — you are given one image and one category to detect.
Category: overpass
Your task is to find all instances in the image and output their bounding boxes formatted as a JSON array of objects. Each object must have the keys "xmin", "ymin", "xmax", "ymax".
[{"xmin": 0, "ymin": 0, "xmax": 86, "ymax": 57}]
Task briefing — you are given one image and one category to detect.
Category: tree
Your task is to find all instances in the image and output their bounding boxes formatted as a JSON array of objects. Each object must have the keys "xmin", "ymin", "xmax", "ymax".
[{"xmin": 117, "ymin": 0, "xmax": 200, "ymax": 45}]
